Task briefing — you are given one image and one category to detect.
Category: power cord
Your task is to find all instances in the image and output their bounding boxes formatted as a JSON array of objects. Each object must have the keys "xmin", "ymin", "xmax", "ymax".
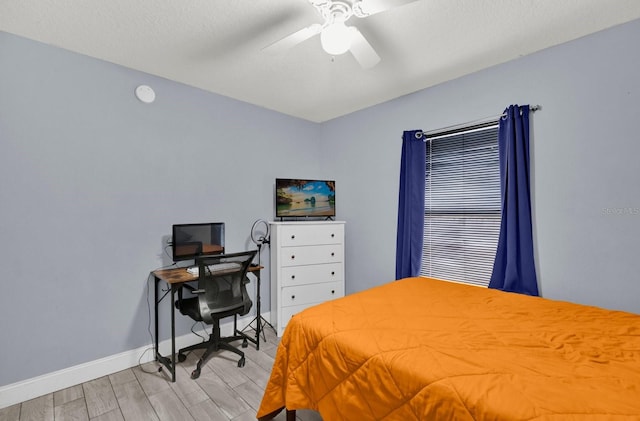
[
  {"xmin": 178, "ymin": 322, "xmax": 209, "ymax": 361},
  {"xmin": 163, "ymin": 243, "xmax": 173, "ymax": 260},
  {"xmin": 191, "ymin": 321, "xmax": 209, "ymax": 342}
]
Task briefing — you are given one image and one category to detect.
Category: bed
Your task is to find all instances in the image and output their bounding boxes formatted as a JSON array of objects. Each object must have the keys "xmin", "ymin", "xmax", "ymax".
[{"xmin": 257, "ymin": 277, "xmax": 640, "ymax": 420}]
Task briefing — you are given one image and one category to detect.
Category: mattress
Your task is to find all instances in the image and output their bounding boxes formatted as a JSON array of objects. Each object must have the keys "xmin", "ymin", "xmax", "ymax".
[{"xmin": 257, "ymin": 277, "xmax": 640, "ymax": 420}]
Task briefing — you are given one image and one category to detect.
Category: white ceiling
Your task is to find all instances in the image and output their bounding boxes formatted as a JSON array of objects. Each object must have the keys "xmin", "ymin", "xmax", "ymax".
[{"xmin": 2, "ymin": 0, "xmax": 640, "ymax": 122}]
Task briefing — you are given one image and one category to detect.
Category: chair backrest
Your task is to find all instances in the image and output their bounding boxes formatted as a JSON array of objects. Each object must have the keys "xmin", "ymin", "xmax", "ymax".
[{"xmin": 194, "ymin": 250, "xmax": 257, "ymax": 324}]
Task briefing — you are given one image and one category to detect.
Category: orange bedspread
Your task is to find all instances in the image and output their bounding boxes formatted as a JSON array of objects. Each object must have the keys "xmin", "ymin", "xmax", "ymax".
[{"xmin": 257, "ymin": 277, "xmax": 640, "ymax": 420}]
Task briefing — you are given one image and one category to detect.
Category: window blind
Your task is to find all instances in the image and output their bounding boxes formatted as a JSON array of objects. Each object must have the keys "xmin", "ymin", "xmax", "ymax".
[{"xmin": 420, "ymin": 123, "xmax": 500, "ymax": 287}]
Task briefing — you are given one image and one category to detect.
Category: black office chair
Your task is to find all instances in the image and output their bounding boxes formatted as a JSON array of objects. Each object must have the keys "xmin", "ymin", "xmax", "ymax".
[{"xmin": 175, "ymin": 250, "xmax": 257, "ymax": 379}]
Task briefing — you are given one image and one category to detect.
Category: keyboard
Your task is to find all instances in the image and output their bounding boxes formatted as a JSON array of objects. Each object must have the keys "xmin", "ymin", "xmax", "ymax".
[{"xmin": 186, "ymin": 262, "xmax": 241, "ymax": 276}]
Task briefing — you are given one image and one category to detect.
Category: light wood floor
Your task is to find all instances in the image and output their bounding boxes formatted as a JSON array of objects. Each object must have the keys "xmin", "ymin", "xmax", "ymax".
[{"xmin": 0, "ymin": 328, "xmax": 322, "ymax": 421}]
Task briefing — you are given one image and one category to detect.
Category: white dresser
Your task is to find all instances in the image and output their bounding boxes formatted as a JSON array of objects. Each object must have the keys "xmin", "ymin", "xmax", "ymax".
[{"xmin": 269, "ymin": 221, "xmax": 345, "ymax": 336}]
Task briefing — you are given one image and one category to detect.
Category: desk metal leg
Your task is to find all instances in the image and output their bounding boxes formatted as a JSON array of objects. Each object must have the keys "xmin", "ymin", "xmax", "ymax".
[
  {"xmin": 154, "ymin": 276, "xmax": 160, "ymax": 362},
  {"xmin": 170, "ymin": 285, "xmax": 176, "ymax": 382},
  {"xmin": 154, "ymin": 276, "xmax": 177, "ymax": 382},
  {"xmin": 255, "ymin": 275, "xmax": 261, "ymax": 349}
]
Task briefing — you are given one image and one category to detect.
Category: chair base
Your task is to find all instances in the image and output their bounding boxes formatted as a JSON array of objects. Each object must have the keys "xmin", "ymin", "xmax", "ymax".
[{"xmin": 178, "ymin": 324, "xmax": 248, "ymax": 379}]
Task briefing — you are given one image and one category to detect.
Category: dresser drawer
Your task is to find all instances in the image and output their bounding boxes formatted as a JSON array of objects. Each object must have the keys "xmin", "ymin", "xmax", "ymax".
[
  {"xmin": 281, "ymin": 303, "xmax": 312, "ymax": 330},
  {"xmin": 280, "ymin": 224, "xmax": 344, "ymax": 247},
  {"xmin": 281, "ymin": 263, "xmax": 343, "ymax": 287},
  {"xmin": 281, "ymin": 280, "xmax": 344, "ymax": 307},
  {"xmin": 280, "ymin": 244, "xmax": 343, "ymax": 267}
]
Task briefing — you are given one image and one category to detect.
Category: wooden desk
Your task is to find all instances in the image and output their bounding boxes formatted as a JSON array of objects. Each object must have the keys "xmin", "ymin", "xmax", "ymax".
[{"xmin": 151, "ymin": 264, "xmax": 263, "ymax": 382}]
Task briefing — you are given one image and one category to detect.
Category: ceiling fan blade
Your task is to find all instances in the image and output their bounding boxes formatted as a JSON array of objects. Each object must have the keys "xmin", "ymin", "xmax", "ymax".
[
  {"xmin": 354, "ymin": 0, "xmax": 420, "ymax": 16},
  {"xmin": 262, "ymin": 23, "xmax": 323, "ymax": 54},
  {"xmin": 349, "ymin": 28, "xmax": 381, "ymax": 69}
]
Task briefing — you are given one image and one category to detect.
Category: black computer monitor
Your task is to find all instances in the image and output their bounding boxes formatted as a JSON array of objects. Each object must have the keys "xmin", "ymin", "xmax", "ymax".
[{"xmin": 171, "ymin": 222, "xmax": 225, "ymax": 262}]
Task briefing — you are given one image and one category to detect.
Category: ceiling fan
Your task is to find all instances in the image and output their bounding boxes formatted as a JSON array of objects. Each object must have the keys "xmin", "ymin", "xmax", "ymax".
[{"xmin": 263, "ymin": 0, "xmax": 420, "ymax": 69}]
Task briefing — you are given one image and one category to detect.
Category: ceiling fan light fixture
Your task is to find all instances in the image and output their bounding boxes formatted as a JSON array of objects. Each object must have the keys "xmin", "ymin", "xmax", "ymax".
[{"xmin": 320, "ymin": 22, "xmax": 353, "ymax": 55}]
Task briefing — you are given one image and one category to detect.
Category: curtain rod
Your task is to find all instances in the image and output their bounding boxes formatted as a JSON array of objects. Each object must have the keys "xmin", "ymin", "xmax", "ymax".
[{"xmin": 415, "ymin": 104, "xmax": 541, "ymax": 140}]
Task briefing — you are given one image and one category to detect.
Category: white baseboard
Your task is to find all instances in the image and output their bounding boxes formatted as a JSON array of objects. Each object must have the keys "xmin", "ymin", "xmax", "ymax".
[{"xmin": 0, "ymin": 312, "xmax": 269, "ymax": 410}]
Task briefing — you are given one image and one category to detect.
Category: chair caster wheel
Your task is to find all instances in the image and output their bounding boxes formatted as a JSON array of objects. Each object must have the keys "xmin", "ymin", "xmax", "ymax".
[
  {"xmin": 191, "ymin": 369, "xmax": 201, "ymax": 379},
  {"xmin": 238, "ymin": 357, "xmax": 245, "ymax": 368},
  {"xmin": 178, "ymin": 353, "xmax": 187, "ymax": 363},
  {"xmin": 242, "ymin": 339, "xmax": 248, "ymax": 348}
]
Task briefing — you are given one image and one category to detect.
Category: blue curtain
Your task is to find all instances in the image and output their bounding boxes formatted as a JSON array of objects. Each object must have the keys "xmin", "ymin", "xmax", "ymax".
[
  {"xmin": 395, "ymin": 130, "xmax": 425, "ymax": 279},
  {"xmin": 489, "ymin": 105, "xmax": 539, "ymax": 295}
]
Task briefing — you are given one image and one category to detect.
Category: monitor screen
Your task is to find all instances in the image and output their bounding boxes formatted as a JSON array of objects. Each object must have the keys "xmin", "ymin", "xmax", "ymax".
[{"xmin": 172, "ymin": 222, "xmax": 225, "ymax": 262}]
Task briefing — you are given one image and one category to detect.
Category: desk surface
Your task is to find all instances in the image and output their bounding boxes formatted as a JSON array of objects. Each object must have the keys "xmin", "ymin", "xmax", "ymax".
[{"xmin": 153, "ymin": 265, "xmax": 262, "ymax": 285}]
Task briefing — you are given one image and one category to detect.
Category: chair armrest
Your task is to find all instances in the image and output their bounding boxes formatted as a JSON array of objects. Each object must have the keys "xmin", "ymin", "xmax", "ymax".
[
  {"xmin": 181, "ymin": 283, "xmax": 197, "ymax": 292},
  {"xmin": 176, "ymin": 283, "xmax": 202, "ymax": 308},
  {"xmin": 180, "ymin": 284, "xmax": 205, "ymax": 294}
]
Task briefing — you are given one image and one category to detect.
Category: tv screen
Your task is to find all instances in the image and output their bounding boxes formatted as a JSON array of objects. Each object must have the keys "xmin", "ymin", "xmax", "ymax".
[
  {"xmin": 172, "ymin": 222, "xmax": 225, "ymax": 262},
  {"xmin": 276, "ymin": 178, "xmax": 335, "ymax": 218}
]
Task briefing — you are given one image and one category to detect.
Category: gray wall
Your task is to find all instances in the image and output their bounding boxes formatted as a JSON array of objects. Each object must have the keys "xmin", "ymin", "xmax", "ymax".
[
  {"xmin": 323, "ymin": 19, "xmax": 640, "ymax": 315},
  {"xmin": 0, "ymin": 32, "xmax": 323, "ymax": 386},
  {"xmin": 2, "ymin": 18, "xmax": 640, "ymax": 388}
]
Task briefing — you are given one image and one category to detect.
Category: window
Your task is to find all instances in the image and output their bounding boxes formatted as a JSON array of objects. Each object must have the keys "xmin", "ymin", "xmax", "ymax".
[{"xmin": 420, "ymin": 123, "xmax": 500, "ymax": 287}]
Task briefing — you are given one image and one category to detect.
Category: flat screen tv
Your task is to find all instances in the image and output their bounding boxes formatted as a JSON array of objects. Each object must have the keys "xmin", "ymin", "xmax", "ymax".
[
  {"xmin": 172, "ymin": 222, "xmax": 225, "ymax": 262},
  {"xmin": 276, "ymin": 178, "xmax": 335, "ymax": 218}
]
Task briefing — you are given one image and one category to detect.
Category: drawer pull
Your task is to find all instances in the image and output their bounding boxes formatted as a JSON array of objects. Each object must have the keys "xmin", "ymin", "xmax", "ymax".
[
  {"xmin": 331, "ymin": 252, "xmax": 335, "ymax": 256},
  {"xmin": 291, "ymin": 275, "xmax": 295, "ymax": 279},
  {"xmin": 291, "ymin": 235, "xmax": 295, "ymax": 240},
  {"xmin": 291, "ymin": 255, "xmax": 295, "ymax": 260},
  {"xmin": 331, "ymin": 271, "xmax": 335, "ymax": 276},
  {"xmin": 331, "ymin": 233, "xmax": 335, "ymax": 238},
  {"xmin": 331, "ymin": 290, "xmax": 335, "ymax": 294},
  {"xmin": 291, "ymin": 295, "xmax": 295, "ymax": 300}
]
